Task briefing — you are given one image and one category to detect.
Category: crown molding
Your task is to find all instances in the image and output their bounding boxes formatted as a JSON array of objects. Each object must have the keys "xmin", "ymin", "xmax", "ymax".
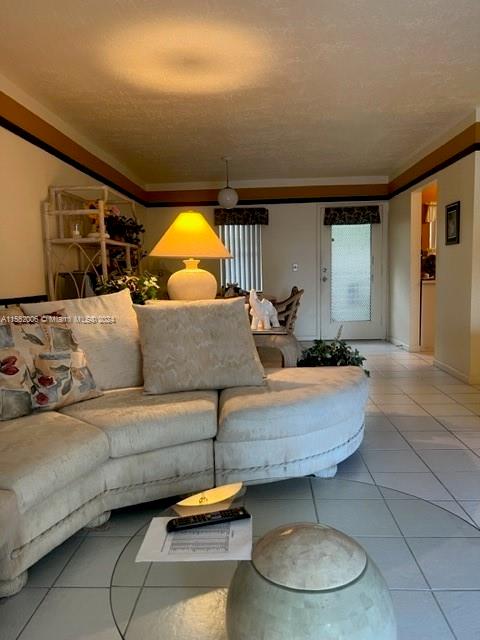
[
  {"xmin": 390, "ymin": 111, "xmax": 478, "ymax": 179},
  {"xmin": 1, "ymin": 91, "xmax": 479, "ymax": 207},
  {"xmin": 0, "ymin": 91, "xmax": 146, "ymax": 203},
  {"xmin": 145, "ymin": 183, "xmax": 389, "ymax": 207},
  {"xmin": 145, "ymin": 175, "xmax": 389, "ymax": 191},
  {"xmin": 388, "ymin": 122, "xmax": 480, "ymax": 197},
  {"xmin": 0, "ymin": 74, "xmax": 143, "ymax": 185}
]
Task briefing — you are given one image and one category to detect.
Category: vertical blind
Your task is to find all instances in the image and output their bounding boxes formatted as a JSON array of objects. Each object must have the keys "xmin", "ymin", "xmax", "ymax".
[{"xmin": 218, "ymin": 224, "xmax": 263, "ymax": 291}]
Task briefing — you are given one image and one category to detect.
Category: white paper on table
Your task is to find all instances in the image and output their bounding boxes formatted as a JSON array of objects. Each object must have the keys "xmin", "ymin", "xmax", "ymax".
[{"xmin": 135, "ymin": 516, "xmax": 252, "ymax": 562}]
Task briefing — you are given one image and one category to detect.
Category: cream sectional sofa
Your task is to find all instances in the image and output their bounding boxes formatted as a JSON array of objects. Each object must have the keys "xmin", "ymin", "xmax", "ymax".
[{"xmin": 0, "ymin": 291, "xmax": 368, "ymax": 597}]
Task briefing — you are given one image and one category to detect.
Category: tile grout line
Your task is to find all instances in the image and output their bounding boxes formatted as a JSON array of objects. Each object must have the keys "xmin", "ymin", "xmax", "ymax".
[
  {"xmin": 308, "ymin": 476, "xmax": 321, "ymax": 525},
  {"xmin": 121, "ymin": 534, "xmax": 156, "ymax": 637},
  {"xmin": 377, "ymin": 486, "xmax": 459, "ymax": 640},
  {"xmin": 103, "ymin": 514, "xmax": 156, "ymax": 638},
  {"xmin": 14, "ymin": 589, "xmax": 50, "ymax": 640},
  {"xmin": 364, "ymin": 395, "xmax": 480, "ymax": 525},
  {"xmin": 15, "ymin": 536, "xmax": 87, "ymax": 640},
  {"xmin": 395, "ymin": 410, "xmax": 480, "ymax": 524}
]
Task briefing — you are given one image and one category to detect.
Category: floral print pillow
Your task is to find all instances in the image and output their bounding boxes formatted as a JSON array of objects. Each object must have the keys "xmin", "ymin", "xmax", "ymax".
[
  {"xmin": 30, "ymin": 348, "xmax": 99, "ymax": 410},
  {"xmin": 0, "ymin": 313, "xmax": 101, "ymax": 418},
  {"xmin": 0, "ymin": 345, "xmax": 33, "ymax": 421},
  {"xmin": 0, "ymin": 321, "xmax": 34, "ymax": 420}
]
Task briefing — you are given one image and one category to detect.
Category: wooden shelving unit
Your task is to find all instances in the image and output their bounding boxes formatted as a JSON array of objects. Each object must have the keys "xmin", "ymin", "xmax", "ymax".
[{"xmin": 43, "ymin": 185, "xmax": 142, "ymax": 300}]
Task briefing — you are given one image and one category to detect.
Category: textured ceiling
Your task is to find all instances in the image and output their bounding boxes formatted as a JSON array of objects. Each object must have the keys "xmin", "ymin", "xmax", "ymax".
[{"xmin": 1, "ymin": 0, "xmax": 480, "ymax": 185}]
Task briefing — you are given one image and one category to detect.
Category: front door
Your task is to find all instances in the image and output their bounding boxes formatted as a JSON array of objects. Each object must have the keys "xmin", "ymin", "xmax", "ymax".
[{"xmin": 320, "ymin": 211, "xmax": 385, "ymax": 340}]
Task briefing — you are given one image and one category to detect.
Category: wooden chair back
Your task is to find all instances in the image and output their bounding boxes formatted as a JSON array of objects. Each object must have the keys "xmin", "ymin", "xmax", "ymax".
[{"xmin": 273, "ymin": 286, "xmax": 304, "ymax": 334}]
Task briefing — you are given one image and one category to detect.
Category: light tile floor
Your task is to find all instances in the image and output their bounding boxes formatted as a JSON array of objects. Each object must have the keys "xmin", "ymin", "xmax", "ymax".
[{"xmin": 1, "ymin": 342, "xmax": 480, "ymax": 640}]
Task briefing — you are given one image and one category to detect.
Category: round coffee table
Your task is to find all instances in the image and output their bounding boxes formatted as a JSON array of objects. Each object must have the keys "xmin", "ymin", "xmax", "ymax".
[{"xmin": 110, "ymin": 478, "xmax": 480, "ymax": 639}]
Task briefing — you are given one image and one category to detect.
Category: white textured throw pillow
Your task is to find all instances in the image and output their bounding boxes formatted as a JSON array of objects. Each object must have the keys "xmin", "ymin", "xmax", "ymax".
[
  {"xmin": 135, "ymin": 298, "xmax": 265, "ymax": 394},
  {"xmin": 21, "ymin": 289, "xmax": 142, "ymax": 390}
]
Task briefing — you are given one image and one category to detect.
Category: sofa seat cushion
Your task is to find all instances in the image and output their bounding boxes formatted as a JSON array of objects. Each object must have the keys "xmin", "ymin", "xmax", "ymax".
[
  {"xmin": 60, "ymin": 387, "xmax": 218, "ymax": 458},
  {"xmin": 0, "ymin": 412, "xmax": 109, "ymax": 513},
  {"xmin": 215, "ymin": 367, "xmax": 368, "ymax": 484},
  {"xmin": 217, "ymin": 366, "xmax": 368, "ymax": 442}
]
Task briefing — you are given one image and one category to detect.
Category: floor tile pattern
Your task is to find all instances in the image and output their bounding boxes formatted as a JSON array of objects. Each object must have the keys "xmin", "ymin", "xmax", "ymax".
[{"xmin": 2, "ymin": 343, "xmax": 480, "ymax": 640}]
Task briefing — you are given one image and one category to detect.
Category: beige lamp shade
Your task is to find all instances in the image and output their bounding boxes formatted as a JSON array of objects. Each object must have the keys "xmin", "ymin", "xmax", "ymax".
[
  {"xmin": 149, "ymin": 211, "xmax": 231, "ymax": 300},
  {"xmin": 149, "ymin": 210, "xmax": 232, "ymax": 258}
]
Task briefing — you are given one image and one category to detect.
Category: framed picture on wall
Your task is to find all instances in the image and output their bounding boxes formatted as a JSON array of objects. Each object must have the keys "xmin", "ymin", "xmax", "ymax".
[{"xmin": 445, "ymin": 201, "xmax": 460, "ymax": 245}]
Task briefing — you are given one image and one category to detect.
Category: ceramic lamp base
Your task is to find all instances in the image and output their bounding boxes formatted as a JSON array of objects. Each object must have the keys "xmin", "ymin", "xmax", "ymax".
[{"xmin": 167, "ymin": 258, "xmax": 217, "ymax": 300}]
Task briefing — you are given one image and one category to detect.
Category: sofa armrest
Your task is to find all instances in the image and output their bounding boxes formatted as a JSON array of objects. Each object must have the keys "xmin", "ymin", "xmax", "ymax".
[{"xmin": 0, "ymin": 489, "xmax": 19, "ymax": 557}]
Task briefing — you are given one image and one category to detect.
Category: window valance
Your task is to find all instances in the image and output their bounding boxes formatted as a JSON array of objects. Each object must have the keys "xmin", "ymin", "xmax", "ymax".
[
  {"xmin": 324, "ymin": 205, "xmax": 381, "ymax": 225},
  {"xmin": 214, "ymin": 208, "xmax": 269, "ymax": 226}
]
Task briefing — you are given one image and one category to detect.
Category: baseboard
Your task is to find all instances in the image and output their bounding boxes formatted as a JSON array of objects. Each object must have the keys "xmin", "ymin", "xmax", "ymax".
[
  {"xmin": 433, "ymin": 358, "xmax": 469, "ymax": 383},
  {"xmin": 387, "ymin": 337, "xmax": 420, "ymax": 352}
]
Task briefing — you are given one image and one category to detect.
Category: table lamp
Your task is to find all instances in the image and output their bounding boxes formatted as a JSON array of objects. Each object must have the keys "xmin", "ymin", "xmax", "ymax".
[{"xmin": 149, "ymin": 210, "xmax": 232, "ymax": 300}]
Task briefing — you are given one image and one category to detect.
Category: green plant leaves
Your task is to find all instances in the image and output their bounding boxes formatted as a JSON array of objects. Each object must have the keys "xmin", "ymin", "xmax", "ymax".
[
  {"xmin": 298, "ymin": 339, "xmax": 369, "ymax": 376},
  {"xmin": 96, "ymin": 272, "xmax": 160, "ymax": 304}
]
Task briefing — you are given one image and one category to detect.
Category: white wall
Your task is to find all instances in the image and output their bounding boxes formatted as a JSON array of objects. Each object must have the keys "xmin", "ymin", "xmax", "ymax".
[
  {"xmin": 0, "ymin": 128, "xmax": 145, "ymax": 299},
  {"xmin": 262, "ymin": 203, "xmax": 318, "ymax": 339},
  {"xmin": 388, "ymin": 153, "xmax": 480, "ymax": 382},
  {"xmin": 470, "ymin": 152, "xmax": 480, "ymax": 382},
  {"xmin": 435, "ymin": 154, "xmax": 476, "ymax": 380},
  {"xmin": 388, "ymin": 189, "xmax": 412, "ymax": 347},
  {"xmin": 144, "ymin": 203, "xmax": 323, "ymax": 340}
]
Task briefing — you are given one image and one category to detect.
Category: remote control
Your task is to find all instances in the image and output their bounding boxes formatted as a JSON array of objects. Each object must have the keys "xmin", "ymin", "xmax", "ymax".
[{"xmin": 166, "ymin": 506, "xmax": 251, "ymax": 533}]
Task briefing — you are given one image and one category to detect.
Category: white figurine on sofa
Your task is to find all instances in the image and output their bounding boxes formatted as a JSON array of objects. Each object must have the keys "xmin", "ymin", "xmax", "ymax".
[{"xmin": 249, "ymin": 289, "xmax": 280, "ymax": 330}]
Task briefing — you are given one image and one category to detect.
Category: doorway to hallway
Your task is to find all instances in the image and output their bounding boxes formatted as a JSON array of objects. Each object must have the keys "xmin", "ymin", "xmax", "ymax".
[{"xmin": 410, "ymin": 182, "xmax": 438, "ymax": 354}]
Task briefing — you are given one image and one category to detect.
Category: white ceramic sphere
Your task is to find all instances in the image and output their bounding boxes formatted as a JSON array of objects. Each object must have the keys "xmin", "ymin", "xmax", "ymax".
[
  {"xmin": 226, "ymin": 523, "xmax": 396, "ymax": 640},
  {"xmin": 218, "ymin": 187, "xmax": 239, "ymax": 209}
]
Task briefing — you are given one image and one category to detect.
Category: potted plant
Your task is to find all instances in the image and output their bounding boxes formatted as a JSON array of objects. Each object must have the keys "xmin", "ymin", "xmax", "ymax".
[
  {"xmin": 96, "ymin": 272, "xmax": 161, "ymax": 304},
  {"xmin": 298, "ymin": 328, "xmax": 369, "ymax": 375},
  {"xmin": 105, "ymin": 215, "xmax": 145, "ymax": 245}
]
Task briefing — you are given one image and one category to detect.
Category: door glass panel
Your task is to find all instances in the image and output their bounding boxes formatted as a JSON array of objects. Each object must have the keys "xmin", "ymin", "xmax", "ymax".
[{"xmin": 330, "ymin": 224, "xmax": 372, "ymax": 322}]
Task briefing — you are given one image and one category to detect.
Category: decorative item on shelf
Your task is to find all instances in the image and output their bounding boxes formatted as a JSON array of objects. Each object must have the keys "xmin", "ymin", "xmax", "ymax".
[
  {"xmin": 85, "ymin": 200, "xmax": 134, "ymax": 240},
  {"xmin": 105, "ymin": 213, "xmax": 145, "ymax": 245},
  {"xmin": 149, "ymin": 210, "xmax": 232, "ymax": 300},
  {"xmin": 72, "ymin": 222, "xmax": 82, "ymax": 239},
  {"xmin": 86, "ymin": 200, "xmax": 100, "ymax": 238},
  {"xmin": 217, "ymin": 156, "xmax": 239, "ymax": 209},
  {"xmin": 249, "ymin": 289, "xmax": 280, "ymax": 330},
  {"xmin": 298, "ymin": 326, "xmax": 369, "ymax": 375},
  {"xmin": 96, "ymin": 272, "xmax": 161, "ymax": 304}
]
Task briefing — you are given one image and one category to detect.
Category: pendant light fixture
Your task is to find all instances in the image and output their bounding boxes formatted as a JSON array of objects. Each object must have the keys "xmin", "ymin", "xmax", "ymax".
[{"xmin": 217, "ymin": 156, "xmax": 239, "ymax": 209}]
